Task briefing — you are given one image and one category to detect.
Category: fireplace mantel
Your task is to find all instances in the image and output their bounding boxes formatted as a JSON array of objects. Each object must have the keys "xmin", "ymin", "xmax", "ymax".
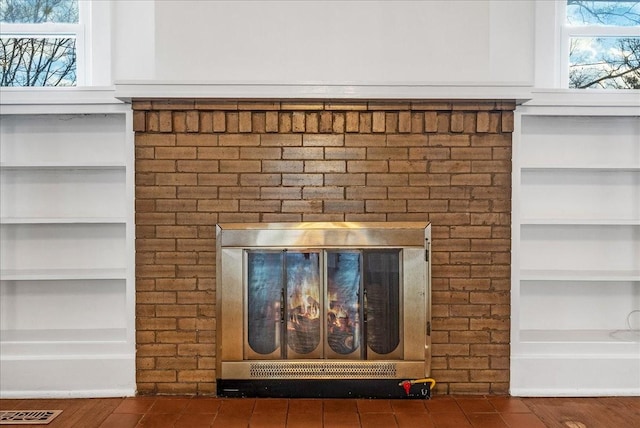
[{"xmin": 114, "ymin": 81, "xmax": 532, "ymax": 104}]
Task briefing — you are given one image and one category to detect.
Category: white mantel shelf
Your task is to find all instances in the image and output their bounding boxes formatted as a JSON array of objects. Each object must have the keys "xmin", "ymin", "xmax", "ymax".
[
  {"xmin": 3, "ymin": 85, "xmax": 639, "ymax": 108},
  {"xmin": 113, "ymin": 81, "xmax": 533, "ymax": 103}
]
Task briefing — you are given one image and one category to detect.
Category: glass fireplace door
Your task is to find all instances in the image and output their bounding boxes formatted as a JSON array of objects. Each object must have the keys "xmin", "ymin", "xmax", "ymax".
[
  {"xmin": 246, "ymin": 251, "xmax": 284, "ymax": 360},
  {"xmin": 362, "ymin": 250, "xmax": 402, "ymax": 360},
  {"xmin": 285, "ymin": 251, "xmax": 322, "ymax": 359},
  {"xmin": 326, "ymin": 250, "xmax": 402, "ymax": 360},
  {"xmin": 326, "ymin": 251, "xmax": 362, "ymax": 359},
  {"xmin": 246, "ymin": 249, "xmax": 402, "ymax": 360},
  {"xmin": 245, "ymin": 250, "xmax": 322, "ymax": 359}
]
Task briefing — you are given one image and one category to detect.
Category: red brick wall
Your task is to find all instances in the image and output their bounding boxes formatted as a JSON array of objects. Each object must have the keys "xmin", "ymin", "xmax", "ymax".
[{"xmin": 133, "ymin": 99, "xmax": 513, "ymax": 395}]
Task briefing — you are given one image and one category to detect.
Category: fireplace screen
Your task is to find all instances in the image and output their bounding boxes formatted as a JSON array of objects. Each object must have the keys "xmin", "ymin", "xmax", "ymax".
[{"xmin": 216, "ymin": 222, "xmax": 431, "ymax": 390}]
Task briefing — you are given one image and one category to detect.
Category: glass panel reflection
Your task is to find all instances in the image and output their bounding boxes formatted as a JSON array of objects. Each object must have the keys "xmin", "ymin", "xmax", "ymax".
[
  {"xmin": 326, "ymin": 252, "xmax": 361, "ymax": 355},
  {"xmin": 364, "ymin": 250, "xmax": 400, "ymax": 355},
  {"xmin": 286, "ymin": 252, "xmax": 321, "ymax": 355},
  {"xmin": 247, "ymin": 252, "xmax": 283, "ymax": 355}
]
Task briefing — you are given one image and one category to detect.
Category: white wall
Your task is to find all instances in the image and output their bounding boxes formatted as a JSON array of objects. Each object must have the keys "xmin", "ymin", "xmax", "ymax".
[
  {"xmin": 111, "ymin": 0, "xmax": 156, "ymax": 81},
  {"xmin": 112, "ymin": 0, "xmax": 534, "ymax": 86}
]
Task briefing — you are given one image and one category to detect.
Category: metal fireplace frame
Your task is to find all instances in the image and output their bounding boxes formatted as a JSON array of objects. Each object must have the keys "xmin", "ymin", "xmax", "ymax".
[{"xmin": 215, "ymin": 222, "xmax": 432, "ymax": 398}]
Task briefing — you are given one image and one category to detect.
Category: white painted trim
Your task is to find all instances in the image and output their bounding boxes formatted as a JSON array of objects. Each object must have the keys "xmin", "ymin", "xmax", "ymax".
[
  {"xmin": 534, "ymin": 0, "xmax": 562, "ymax": 88},
  {"xmin": 123, "ymin": 109, "xmax": 137, "ymax": 353},
  {"xmin": 525, "ymin": 89, "xmax": 640, "ymax": 107},
  {"xmin": 518, "ymin": 89, "xmax": 640, "ymax": 116},
  {"xmin": 0, "ymin": 88, "xmax": 126, "ymax": 115},
  {"xmin": 0, "ymin": 87, "xmax": 120, "ymax": 105},
  {"xmin": 0, "ymin": 23, "xmax": 82, "ymax": 34},
  {"xmin": 0, "ymin": 103, "xmax": 126, "ymax": 115},
  {"xmin": 510, "ymin": 388, "xmax": 640, "ymax": 397},
  {"xmin": 511, "ymin": 110, "xmax": 523, "ymax": 356},
  {"xmin": 3, "ymin": 84, "xmax": 637, "ymax": 110},
  {"xmin": 0, "ymin": 354, "xmax": 134, "ymax": 361},
  {"xmin": 559, "ymin": 1, "xmax": 570, "ymax": 89},
  {"xmin": 86, "ymin": 0, "xmax": 113, "ymax": 86},
  {"xmin": 518, "ymin": 105, "xmax": 640, "ymax": 116},
  {"xmin": 0, "ymin": 389, "xmax": 136, "ymax": 399},
  {"xmin": 0, "ymin": 356, "xmax": 136, "ymax": 397},
  {"xmin": 113, "ymin": 81, "xmax": 534, "ymax": 103},
  {"xmin": 511, "ymin": 354, "xmax": 640, "ymax": 396},
  {"xmin": 567, "ymin": 26, "xmax": 640, "ymax": 37}
]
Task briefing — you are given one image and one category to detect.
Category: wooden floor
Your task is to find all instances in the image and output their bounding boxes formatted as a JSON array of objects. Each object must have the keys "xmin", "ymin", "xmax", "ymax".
[{"xmin": 1, "ymin": 395, "xmax": 639, "ymax": 427}]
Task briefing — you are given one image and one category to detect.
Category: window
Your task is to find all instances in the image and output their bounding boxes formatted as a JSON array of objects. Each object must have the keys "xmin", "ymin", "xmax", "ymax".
[
  {"xmin": 563, "ymin": 1, "xmax": 640, "ymax": 89},
  {"xmin": 0, "ymin": 0, "xmax": 86, "ymax": 86}
]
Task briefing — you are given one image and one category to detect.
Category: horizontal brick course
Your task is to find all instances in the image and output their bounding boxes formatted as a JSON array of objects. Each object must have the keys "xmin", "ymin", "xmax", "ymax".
[{"xmin": 135, "ymin": 98, "xmax": 513, "ymax": 395}]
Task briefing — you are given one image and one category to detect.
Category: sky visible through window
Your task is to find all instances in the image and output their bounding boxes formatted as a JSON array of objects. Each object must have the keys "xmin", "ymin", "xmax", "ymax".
[
  {"xmin": 567, "ymin": 1, "xmax": 640, "ymax": 89},
  {"xmin": 0, "ymin": 0, "xmax": 78, "ymax": 86}
]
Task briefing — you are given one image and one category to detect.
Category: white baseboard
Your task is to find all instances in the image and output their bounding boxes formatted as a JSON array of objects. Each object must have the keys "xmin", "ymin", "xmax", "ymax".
[
  {"xmin": 0, "ymin": 355, "xmax": 136, "ymax": 398},
  {"xmin": 0, "ymin": 388, "xmax": 136, "ymax": 399},
  {"xmin": 510, "ymin": 387, "xmax": 640, "ymax": 397},
  {"xmin": 511, "ymin": 354, "xmax": 640, "ymax": 397}
]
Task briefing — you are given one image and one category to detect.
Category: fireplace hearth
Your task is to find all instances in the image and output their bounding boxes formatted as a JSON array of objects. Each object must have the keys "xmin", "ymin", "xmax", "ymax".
[{"xmin": 216, "ymin": 222, "xmax": 432, "ymax": 398}]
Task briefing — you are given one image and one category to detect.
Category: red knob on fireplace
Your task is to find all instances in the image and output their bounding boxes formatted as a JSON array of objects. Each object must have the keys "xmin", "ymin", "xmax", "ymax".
[{"xmin": 401, "ymin": 381, "xmax": 412, "ymax": 396}]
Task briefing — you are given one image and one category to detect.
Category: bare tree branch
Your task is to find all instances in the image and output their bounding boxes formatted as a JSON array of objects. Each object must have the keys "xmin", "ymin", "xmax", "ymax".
[{"xmin": 568, "ymin": 0, "xmax": 640, "ymax": 26}]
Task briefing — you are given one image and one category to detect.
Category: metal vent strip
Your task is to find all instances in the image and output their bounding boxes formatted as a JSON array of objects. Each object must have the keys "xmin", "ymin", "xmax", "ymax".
[
  {"xmin": 249, "ymin": 362, "xmax": 397, "ymax": 379},
  {"xmin": 0, "ymin": 410, "xmax": 62, "ymax": 425}
]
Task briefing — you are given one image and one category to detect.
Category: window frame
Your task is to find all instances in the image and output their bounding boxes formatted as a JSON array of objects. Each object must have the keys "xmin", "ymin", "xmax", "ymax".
[
  {"xmin": 559, "ymin": 1, "xmax": 640, "ymax": 89},
  {"xmin": 0, "ymin": 1, "xmax": 90, "ymax": 86}
]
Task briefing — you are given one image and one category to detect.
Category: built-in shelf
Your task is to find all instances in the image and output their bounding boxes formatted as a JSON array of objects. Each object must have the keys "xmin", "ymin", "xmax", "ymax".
[
  {"xmin": 1, "ymin": 217, "xmax": 127, "ymax": 225},
  {"xmin": 517, "ymin": 329, "xmax": 640, "ymax": 356},
  {"xmin": 520, "ymin": 269, "xmax": 640, "ymax": 282},
  {"xmin": 0, "ymin": 162, "xmax": 126, "ymax": 170},
  {"xmin": 0, "ymin": 328, "xmax": 128, "ymax": 343},
  {"xmin": 0, "ymin": 109, "xmax": 135, "ymax": 397},
  {"xmin": 520, "ymin": 329, "xmax": 640, "ymax": 344},
  {"xmin": 521, "ymin": 219, "xmax": 640, "ymax": 226},
  {"xmin": 521, "ymin": 165, "xmax": 640, "ymax": 172},
  {"xmin": 0, "ymin": 328, "xmax": 131, "ymax": 357},
  {"xmin": 513, "ymin": 110, "xmax": 640, "ymax": 396},
  {"xmin": 0, "ymin": 268, "xmax": 127, "ymax": 281}
]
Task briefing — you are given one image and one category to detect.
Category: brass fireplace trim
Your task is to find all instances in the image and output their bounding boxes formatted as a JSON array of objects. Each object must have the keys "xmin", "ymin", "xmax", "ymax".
[{"xmin": 216, "ymin": 221, "xmax": 429, "ymax": 248}]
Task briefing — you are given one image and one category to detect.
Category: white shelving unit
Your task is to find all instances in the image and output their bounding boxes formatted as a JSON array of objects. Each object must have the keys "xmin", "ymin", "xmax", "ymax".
[
  {"xmin": 511, "ymin": 94, "xmax": 640, "ymax": 396},
  {"xmin": 0, "ymin": 97, "xmax": 135, "ymax": 398}
]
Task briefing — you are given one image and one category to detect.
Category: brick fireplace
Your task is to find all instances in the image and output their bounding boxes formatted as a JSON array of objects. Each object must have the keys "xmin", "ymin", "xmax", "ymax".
[{"xmin": 133, "ymin": 99, "xmax": 513, "ymax": 396}]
